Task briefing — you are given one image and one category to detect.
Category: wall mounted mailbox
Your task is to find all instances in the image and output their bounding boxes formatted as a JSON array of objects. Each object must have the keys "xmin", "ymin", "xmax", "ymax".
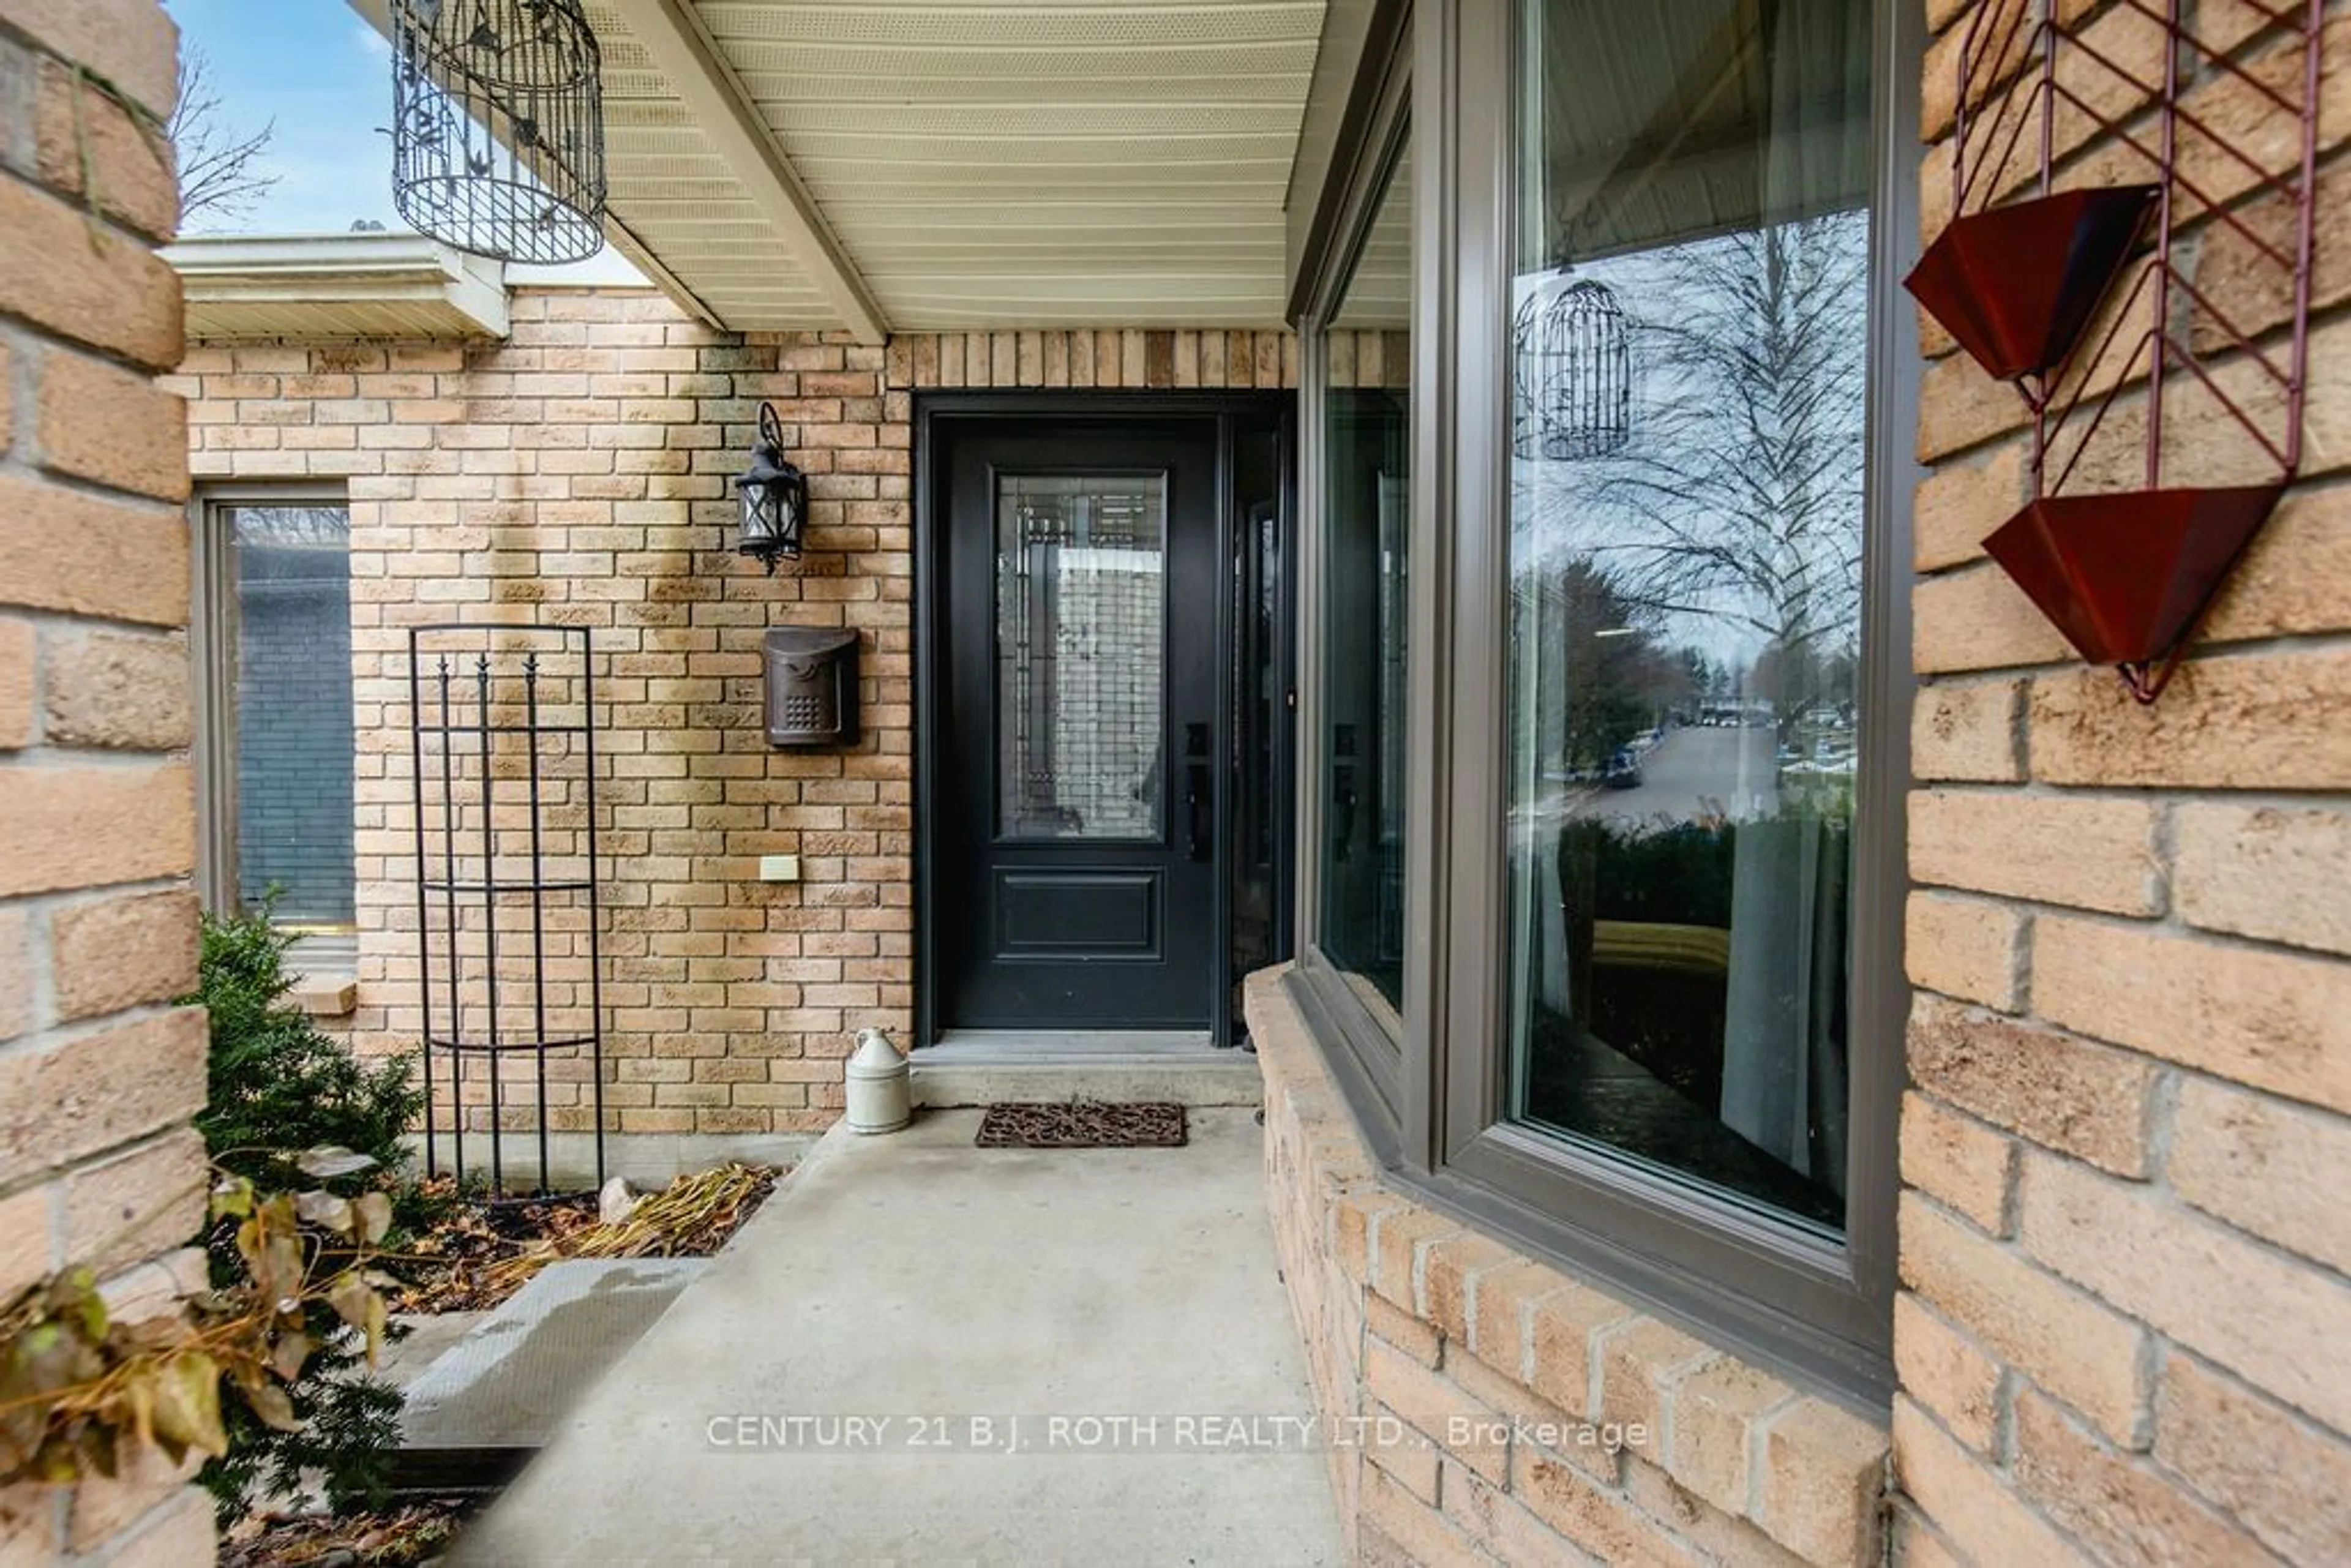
[{"xmin": 764, "ymin": 628, "xmax": 860, "ymax": 747}]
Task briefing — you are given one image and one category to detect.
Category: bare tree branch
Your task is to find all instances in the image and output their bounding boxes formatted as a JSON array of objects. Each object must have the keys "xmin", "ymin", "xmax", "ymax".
[{"xmin": 168, "ymin": 44, "xmax": 279, "ymax": 227}]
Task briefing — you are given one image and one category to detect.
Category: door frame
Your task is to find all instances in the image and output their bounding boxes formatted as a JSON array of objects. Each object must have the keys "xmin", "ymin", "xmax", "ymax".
[{"xmin": 913, "ymin": 391, "xmax": 1297, "ymax": 1048}]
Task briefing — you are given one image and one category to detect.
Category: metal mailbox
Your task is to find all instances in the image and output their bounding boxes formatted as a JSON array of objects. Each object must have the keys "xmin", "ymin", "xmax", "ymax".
[{"xmin": 763, "ymin": 627, "xmax": 860, "ymax": 747}]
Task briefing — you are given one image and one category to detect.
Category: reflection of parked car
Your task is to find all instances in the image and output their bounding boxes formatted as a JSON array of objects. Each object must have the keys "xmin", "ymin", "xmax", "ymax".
[{"xmin": 1603, "ymin": 747, "xmax": 1643, "ymax": 789}]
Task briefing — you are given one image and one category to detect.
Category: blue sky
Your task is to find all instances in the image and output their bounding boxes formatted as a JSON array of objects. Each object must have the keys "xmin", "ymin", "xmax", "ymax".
[{"xmin": 164, "ymin": 0, "xmax": 642, "ymax": 279}]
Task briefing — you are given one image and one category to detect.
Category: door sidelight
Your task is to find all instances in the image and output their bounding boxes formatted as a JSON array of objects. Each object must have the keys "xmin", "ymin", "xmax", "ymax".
[{"xmin": 763, "ymin": 628, "xmax": 861, "ymax": 747}]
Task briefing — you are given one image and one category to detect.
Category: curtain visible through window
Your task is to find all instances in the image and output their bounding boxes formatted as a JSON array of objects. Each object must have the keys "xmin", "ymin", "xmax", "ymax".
[{"xmin": 1504, "ymin": 0, "xmax": 1873, "ymax": 1236}]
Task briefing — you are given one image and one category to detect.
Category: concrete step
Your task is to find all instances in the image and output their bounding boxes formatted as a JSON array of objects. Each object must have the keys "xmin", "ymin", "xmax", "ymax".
[{"xmin": 910, "ymin": 1032, "xmax": 1262, "ymax": 1107}]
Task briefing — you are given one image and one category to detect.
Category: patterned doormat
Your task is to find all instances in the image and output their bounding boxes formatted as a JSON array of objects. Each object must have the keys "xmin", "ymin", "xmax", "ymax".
[{"xmin": 975, "ymin": 1101, "xmax": 1188, "ymax": 1149}]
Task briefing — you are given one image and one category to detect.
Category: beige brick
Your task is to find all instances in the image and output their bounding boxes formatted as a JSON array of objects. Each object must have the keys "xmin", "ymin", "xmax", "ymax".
[
  {"xmin": 1911, "ymin": 677, "xmax": 2022, "ymax": 782},
  {"xmin": 40, "ymin": 627, "xmax": 191, "ymax": 749},
  {"xmin": 1622, "ymin": 1458, "xmax": 1813, "ymax": 1568},
  {"xmin": 37, "ymin": 348, "xmax": 187, "ymax": 499},
  {"xmin": 2030, "ymin": 648, "xmax": 2351, "ymax": 789},
  {"xmin": 1892, "ymin": 1292, "xmax": 2001, "ymax": 1453},
  {"xmin": 1910, "ymin": 789, "xmax": 2161, "ymax": 915},
  {"xmin": 2167, "ymin": 1078, "xmax": 2351, "ymax": 1274},
  {"xmin": 0, "ymin": 176, "xmax": 180, "ymax": 368},
  {"xmin": 51, "ymin": 888, "xmax": 198, "ymax": 1022},
  {"xmin": 0, "ymin": 759, "xmax": 191, "ymax": 896},
  {"xmin": 0, "ymin": 616, "xmax": 32, "ymax": 749},
  {"xmin": 32, "ymin": 57, "xmax": 177, "ymax": 242},
  {"xmin": 1464, "ymin": 1257, "xmax": 1551, "ymax": 1375},
  {"xmin": 1668, "ymin": 1357, "xmax": 1793, "ymax": 1516},
  {"xmin": 2033, "ymin": 915, "xmax": 2351, "ymax": 1116},
  {"xmin": 1597, "ymin": 1316, "xmax": 1714, "ymax": 1437},
  {"xmin": 0, "ymin": 1008, "xmax": 206, "ymax": 1176},
  {"xmin": 1898, "ymin": 1090, "xmax": 2014, "ymax": 1232},
  {"xmin": 1892, "ymin": 1398, "xmax": 2088, "ymax": 1567},
  {"xmin": 1755, "ymin": 1397, "xmax": 1888, "ymax": 1567},
  {"xmin": 1904, "ymin": 890, "xmax": 2022, "ymax": 1009},
  {"xmin": 64, "ymin": 1438, "xmax": 200, "ymax": 1553},
  {"xmin": 1528, "ymin": 1275, "xmax": 1637, "ymax": 1420},
  {"xmin": 2199, "ymin": 482, "xmax": 2351, "ymax": 644},
  {"xmin": 1913, "ymin": 560, "xmax": 2075, "ymax": 677},
  {"xmin": 1364, "ymin": 1338, "xmax": 1506, "ymax": 1484},
  {"xmin": 0, "ymin": 906, "xmax": 28, "ymax": 1045},
  {"xmin": 1913, "ymin": 441, "xmax": 2023, "ymax": 572},
  {"xmin": 1907, "ymin": 994, "xmax": 2154, "ymax": 1176},
  {"xmin": 1510, "ymin": 1446, "xmax": 1698, "ymax": 1568},
  {"xmin": 1420, "ymin": 1231, "xmax": 1509, "ymax": 1344},
  {"xmin": 61, "ymin": 1127, "xmax": 208, "ymax": 1280},
  {"xmin": 2011, "ymin": 1389, "xmax": 2271, "ymax": 1568},
  {"xmin": 1445, "ymin": 1454, "xmax": 1633, "ymax": 1566},
  {"xmin": 5, "ymin": 0, "xmax": 179, "ymax": 115},
  {"xmin": 96, "ymin": 1482, "xmax": 214, "ymax": 1568},
  {"xmin": 2174, "ymin": 803, "xmax": 2351, "ymax": 958},
  {"xmin": 1899, "ymin": 1192, "xmax": 2148, "ymax": 1444},
  {"xmin": 2154, "ymin": 1352, "xmax": 2351, "ymax": 1566},
  {"xmin": 0, "ymin": 1182, "xmax": 56, "ymax": 1304},
  {"xmin": 0, "ymin": 473, "xmax": 187, "ymax": 626},
  {"xmin": 1363, "ymin": 1288, "xmax": 1440, "ymax": 1369},
  {"xmin": 1360, "ymin": 1454, "xmax": 1480, "ymax": 1567},
  {"xmin": 2018, "ymin": 1149, "xmax": 2351, "ymax": 1435},
  {"xmin": 0, "ymin": 1481, "xmax": 62, "ymax": 1559},
  {"xmin": 1360, "ymin": 1398, "xmax": 1439, "ymax": 1504},
  {"xmin": 1367, "ymin": 1204, "xmax": 1457, "ymax": 1311},
  {"xmin": 0, "ymin": 337, "xmax": 10, "ymax": 454}
]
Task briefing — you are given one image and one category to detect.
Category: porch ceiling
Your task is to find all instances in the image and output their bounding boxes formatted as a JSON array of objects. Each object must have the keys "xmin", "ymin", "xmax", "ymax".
[{"xmin": 582, "ymin": 0, "xmax": 1327, "ymax": 336}]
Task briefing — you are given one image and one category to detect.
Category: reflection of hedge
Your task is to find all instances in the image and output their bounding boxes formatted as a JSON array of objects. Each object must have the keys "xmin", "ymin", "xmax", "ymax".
[
  {"xmin": 1562, "ymin": 818, "xmax": 1737, "ymax": 927},
  {"xmin": 1550, "ymin": 811, "xmax": 1851, "ymax": 1118}
]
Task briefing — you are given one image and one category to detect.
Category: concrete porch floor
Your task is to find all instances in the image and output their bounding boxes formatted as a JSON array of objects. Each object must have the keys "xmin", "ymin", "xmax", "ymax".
[{"xmin": 453, "ymin": 1107, "xmax": 1343, "ymax": 1565}]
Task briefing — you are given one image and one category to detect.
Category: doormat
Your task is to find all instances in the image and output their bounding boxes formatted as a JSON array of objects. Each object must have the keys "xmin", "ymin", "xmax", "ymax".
[{"xmin": 975, "ymin": 1101, "xmax": 1188, "ymax": 1149}]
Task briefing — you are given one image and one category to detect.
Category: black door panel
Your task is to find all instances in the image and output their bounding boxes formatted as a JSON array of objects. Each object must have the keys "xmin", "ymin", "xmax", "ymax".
[{"xmin": 939, "ymin": 424, "xmax": 1221, "ymax": 1030}]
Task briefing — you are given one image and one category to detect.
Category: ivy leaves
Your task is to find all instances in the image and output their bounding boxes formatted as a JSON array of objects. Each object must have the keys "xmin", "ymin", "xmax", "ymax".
[{"xmin": 0, "ymin": 1155, "xmax": 398, "ymax": 1490}]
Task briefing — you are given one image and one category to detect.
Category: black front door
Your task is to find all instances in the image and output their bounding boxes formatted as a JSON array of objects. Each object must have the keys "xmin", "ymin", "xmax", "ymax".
[{"xmin": 937, "ymin": 422, "xmax": 1223, "ymax": 1030}]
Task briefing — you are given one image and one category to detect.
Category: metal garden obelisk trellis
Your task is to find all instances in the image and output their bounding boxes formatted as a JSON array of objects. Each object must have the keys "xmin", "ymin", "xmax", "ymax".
[{"xmin": 409, "ymin": 624, "xmax": 606, "ymax": 1195}]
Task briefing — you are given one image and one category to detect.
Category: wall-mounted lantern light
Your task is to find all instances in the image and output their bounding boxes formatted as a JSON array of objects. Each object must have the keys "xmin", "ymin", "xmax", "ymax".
[{"xmin": 733, "ymin": 401, "xmax": 808, "ymax": 574}]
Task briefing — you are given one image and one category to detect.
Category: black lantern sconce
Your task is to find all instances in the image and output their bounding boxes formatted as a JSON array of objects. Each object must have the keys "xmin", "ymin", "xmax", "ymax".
[{"xmin": 733, "ymin": 402, "xmax": 808, "ymax": 574}]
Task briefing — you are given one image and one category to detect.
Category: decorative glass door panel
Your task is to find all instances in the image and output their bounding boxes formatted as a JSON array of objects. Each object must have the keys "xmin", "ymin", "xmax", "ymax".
[{"xmin": 994, "ymin": 474, "xmax": 1168, "ymax": 841}]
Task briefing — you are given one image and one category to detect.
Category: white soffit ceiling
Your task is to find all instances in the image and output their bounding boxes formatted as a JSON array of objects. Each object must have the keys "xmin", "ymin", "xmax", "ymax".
[{"xmin": 592, "ymin": 0, "xmax": 1325, "ymax": 332}]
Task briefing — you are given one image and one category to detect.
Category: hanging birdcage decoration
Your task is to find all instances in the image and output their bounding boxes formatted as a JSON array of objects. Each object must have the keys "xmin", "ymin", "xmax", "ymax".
[
  {"xmin": 1513, "ymin": 272, "xmax": 1634, "ymax": 461},
  {"xmin": 390, "ymin": 0, "xmax": 608, "ymax": 264}
]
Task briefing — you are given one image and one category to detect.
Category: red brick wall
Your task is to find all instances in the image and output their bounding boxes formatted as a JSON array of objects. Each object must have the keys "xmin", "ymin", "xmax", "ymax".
[{"xmin": 0, "ymin": 0, "xmax": 212, "ymax": 1558}]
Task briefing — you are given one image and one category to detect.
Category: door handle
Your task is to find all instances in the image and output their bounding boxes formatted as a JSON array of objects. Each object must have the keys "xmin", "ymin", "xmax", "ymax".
[
  {"xmin": 1182, "ymin": 721, "xmax": 1211, "ymax": 862},
  {"xmin": 1185, "ymin": 763, "xmax": 1212, "ymax": 861}
]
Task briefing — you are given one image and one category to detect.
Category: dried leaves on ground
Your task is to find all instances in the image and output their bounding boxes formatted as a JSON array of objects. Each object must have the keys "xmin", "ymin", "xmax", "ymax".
[
  {"xmin": 220, "ymin": 1497, "xmax": 471, "ymax": 1568},
  {"xmin": 394, "ymin": 1163, "xmax": 779, "ymax": 1314}
]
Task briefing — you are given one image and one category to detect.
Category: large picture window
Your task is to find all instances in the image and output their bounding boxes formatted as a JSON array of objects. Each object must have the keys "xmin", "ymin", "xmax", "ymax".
[
  {"xmin": 1504, "ymin": 0, "xmax": 1873, "ymax": 1236},
  {"xmin": 1289, "ymin": 0, "xmax": 1913, "ymax": 1398}
]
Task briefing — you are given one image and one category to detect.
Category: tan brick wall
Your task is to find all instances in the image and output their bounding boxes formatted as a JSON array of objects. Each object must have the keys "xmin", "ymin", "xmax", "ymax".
[
  {"xmin": 1247, "ymin": 969, "xmax": 1889, "ymax": 1567},
  {"xmin": 1897, "ymin": 2, "xmax": 2351, "ymax": 1561},
  {"xmin": 0, "ymin": 0, "xmax": 212, "ymax": 1559},
  {"xmin": 174, "ymin": 304, "xmax": 1307, "ymax": 1151}
]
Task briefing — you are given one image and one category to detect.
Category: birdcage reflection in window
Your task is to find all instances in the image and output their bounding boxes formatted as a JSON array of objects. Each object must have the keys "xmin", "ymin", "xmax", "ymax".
[{"xmin": 1513, "ymin": 274, "xmax": 1634, "ymax": 462}]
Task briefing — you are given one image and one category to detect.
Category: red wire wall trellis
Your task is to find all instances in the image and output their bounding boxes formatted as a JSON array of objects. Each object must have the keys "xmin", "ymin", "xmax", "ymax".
[{"xmin": 1906, "ymin": 0, "xmax": 2325, "ymax": 702}]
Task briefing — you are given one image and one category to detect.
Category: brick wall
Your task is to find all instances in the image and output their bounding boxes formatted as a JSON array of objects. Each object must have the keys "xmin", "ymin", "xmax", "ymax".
[
  {"xmin": 1897, "ymin": 1, "xmax": 2351, "ymax": 1561},
  {"xmin": 173, "ymin": 302, "xmax": 1310, "ymax": 1165},
  {"xmin": 0, "ymin": 0, "xmax": 213, "ymax": 1559},
  {"xmin": 1248, "ymin": 969, "xmax": 1889, "ymax": 1567}
]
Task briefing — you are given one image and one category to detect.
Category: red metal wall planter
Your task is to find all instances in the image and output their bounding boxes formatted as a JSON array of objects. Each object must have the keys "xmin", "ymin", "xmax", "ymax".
[{"xmin": 1905, "ymin": 0, "xmax": 2325, "ymax": 703}]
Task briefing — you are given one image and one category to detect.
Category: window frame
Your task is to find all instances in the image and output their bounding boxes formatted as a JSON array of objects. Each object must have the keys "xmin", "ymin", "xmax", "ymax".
[
  {"xmin": 191, "ymin": 484, "xmax": 361, "ymax": 969},
  {"xmin": 1290, "ymin": 0, "xmax": 1924, "ymax": 1403},
  {"xmin": 1289, "ymin": 9, "xmax": 1417, "ymax": 1146}
]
